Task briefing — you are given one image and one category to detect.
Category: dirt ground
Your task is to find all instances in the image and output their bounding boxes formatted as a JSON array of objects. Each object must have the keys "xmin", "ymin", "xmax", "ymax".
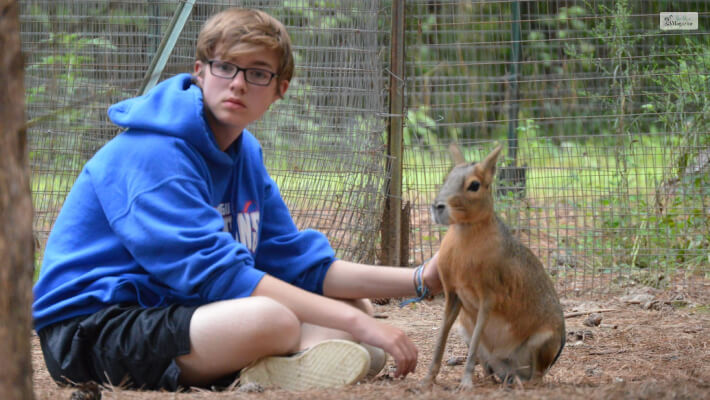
[{"xmin": 32, "ymin": 283, "xmax": 710, "ymax": 400}]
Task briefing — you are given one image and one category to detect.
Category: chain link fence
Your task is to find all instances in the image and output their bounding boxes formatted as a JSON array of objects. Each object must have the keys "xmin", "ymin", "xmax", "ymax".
[{"xmin": 21, "ymin": 0, "xmax": 709, "ymax": 295}]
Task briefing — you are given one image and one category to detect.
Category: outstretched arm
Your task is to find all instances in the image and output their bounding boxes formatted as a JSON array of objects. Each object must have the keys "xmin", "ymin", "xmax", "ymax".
[{"xmin": 321, "ymin": 253, "xmax": 442, "ymax": 300}]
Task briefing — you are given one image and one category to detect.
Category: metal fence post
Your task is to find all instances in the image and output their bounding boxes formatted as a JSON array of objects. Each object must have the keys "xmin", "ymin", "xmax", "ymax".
[
  {"xmin": 499, "ymin": 0, "xmax": 527, "ymax": 198},
  {"xmin": 138, "ymin": 0, "xmax": 195, "ymax": 95},
  {"xmin": 508, "ymin": 0, "xmax": 521, "ymax": 164},
  {"xmin": 381, "ymin": 0, "xmax": 406, "ymax": 267}
]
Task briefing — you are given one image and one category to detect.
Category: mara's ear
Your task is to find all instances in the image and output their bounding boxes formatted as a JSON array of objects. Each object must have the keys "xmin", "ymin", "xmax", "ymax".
[
  {"xmin": 479, "ymin": 144, "xmax": 502, "ymax": 184},
  {"xmin": 449, "ymin": 143, "xmax": 466, "ymax": 166}
]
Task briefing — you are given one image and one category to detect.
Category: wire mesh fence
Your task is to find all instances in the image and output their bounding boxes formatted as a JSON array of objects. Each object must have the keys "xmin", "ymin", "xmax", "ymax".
[
  {"xmin": 21, "ymin": 0, "xmax": 709, "ymax": 295},
  {"xmin": 21, "ymin": 0, "xmax": 390, "ymax": 265},
  {"xmin": 401, "ymin": 0, "xmax": 709, "ymax": 296}
]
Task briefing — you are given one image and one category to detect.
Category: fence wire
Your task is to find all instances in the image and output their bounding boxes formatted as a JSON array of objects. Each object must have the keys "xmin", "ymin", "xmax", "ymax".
[
  {"xmin": 21, "ymin": 0, "xmax": 390, "ymax": 265},
  {"xmin": 402, "ymin": 0, "xmax": 709, "ymax": 295},
  {"xmin": 21, "ymin": 0, "xmax": 709, "ymax": 295}
]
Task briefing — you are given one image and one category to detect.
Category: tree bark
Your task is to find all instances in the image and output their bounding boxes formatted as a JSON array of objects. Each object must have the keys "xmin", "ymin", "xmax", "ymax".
[{"xmin": 0, "ymin": 0, "xmax": 36, "ymax": 399}]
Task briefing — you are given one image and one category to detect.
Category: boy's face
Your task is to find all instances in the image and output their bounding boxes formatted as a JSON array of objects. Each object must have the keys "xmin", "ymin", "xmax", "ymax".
[{"xmin": 194, "ymin": 46, "xmax": 289, "ymax": 149}]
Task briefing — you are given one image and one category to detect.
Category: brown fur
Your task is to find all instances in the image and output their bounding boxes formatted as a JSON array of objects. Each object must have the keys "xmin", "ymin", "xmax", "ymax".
[{"xmin": 423, "ymin": 145, "xmax": 565, "ymax": 390}]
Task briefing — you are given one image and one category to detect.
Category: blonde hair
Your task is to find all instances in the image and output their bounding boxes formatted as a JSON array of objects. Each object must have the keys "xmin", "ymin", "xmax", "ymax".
[{"xmin": 195, "ymin": 8, "xmax": 294, "ymax": 91}]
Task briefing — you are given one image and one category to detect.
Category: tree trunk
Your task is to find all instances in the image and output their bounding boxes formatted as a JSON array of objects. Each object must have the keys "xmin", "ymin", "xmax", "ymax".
[{"xmin": 0, "ymin": 0, "xmax": 36, "ymax": 399}]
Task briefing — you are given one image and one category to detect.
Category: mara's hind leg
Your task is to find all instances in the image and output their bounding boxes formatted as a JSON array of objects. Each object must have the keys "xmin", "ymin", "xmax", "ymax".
[
  {"xmin": 505, "ymin": 330, "xmax": 554, "ymax": 383},
  {"xmin": 532, "ymin": 332, "xmax": 565, "ymax": 381},
  {"xmin": 517, "ymin": 330, "xmax": 561, "ymax": 382},
  {"xmin": 459, "ymin": 301, "xmax": 491, "ymax": 390}
]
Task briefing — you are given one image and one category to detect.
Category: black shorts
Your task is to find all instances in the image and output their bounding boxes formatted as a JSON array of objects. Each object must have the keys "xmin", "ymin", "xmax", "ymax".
[{"xmin": 38, "ymin": 304, "xmax": 198, "ymax": 391}]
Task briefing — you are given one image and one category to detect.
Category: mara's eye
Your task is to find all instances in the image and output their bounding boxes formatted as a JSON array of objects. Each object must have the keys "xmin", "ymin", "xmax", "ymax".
[{"xmin": 467, "ymin": 181, "xmax": 480, "ymax": 192}]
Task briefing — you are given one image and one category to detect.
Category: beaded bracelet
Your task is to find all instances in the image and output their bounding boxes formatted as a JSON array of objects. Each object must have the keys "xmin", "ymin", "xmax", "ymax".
[{"xmin": 399, "ymin": 261, "xmax": 432, "ymax": 307}]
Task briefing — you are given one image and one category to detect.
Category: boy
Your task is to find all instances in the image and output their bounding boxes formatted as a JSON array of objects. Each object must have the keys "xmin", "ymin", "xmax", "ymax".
[{"xmin": 33, "ymin": 7, "xmax": 440, "ymax": 391}]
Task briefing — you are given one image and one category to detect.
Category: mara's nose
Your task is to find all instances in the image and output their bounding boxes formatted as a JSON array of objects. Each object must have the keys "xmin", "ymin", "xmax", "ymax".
[{"xmin": 431, "ymin": 202, "xmax": 447, "ymax": 224}]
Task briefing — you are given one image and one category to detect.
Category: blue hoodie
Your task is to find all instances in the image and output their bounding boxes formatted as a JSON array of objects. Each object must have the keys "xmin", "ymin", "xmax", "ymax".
[{"xmin": 33, "ymin": 74, "xmax": 336, "ymax": 331}]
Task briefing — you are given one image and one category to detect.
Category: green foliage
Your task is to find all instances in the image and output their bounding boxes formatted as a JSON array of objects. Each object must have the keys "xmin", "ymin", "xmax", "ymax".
[
  {"xmin": 543, "ymin": 5, "xmax": 592, "ymax": 73},
  {"xmin": 607, "ymin": 171, "xmax": 710, "ymax": 274},
  {"xmin": 283, "ymin": 0, "xmax": 355, "ymax": 30},
  {"xmin": 647, "ymin": 38, "xmax": 710, "ymax": 147},
  {"xmin": 402, "ymin": 107, "xmax": 440, "ymax": 147},
  {"xmin": 28, "ymin": 33, "xmax": 116, "ymax": 96}
]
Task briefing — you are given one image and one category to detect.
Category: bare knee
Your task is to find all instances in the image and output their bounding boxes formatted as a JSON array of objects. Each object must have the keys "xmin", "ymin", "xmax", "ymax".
[
  {"xmin": 251, "ymin": 296, "xmax": 301, "ymax": 354},
  {"xmin": 178, "ymin": 297, "xmax": 302, "ymax": 386}
]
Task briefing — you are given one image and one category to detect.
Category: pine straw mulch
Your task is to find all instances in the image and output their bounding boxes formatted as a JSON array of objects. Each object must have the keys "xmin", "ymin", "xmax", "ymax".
[{"xmin": 33, "ymin": 284, "xmax": 710, "ymax": 400}]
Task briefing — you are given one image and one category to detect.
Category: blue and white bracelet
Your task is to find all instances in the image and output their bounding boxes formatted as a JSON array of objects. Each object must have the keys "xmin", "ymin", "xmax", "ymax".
[{"xmin": 399, "ymin": 260, "xmax": 432, "ymax": 307}]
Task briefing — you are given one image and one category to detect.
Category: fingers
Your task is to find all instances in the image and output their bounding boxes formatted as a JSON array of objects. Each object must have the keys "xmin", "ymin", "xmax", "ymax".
[
  {"xmin": 381, "ymin": 325, "xmax": 418, "ymax": 378},
  {"xmin": 393, "ymin": 338, "xmax": 418, "ymax": 377},
  {"xmin": 352, "ymin": 315, "xmax": 419, "ymax": 378}
]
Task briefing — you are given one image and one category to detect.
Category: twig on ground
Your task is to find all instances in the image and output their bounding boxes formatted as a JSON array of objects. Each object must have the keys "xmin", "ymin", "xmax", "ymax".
[
  {"xmin": 564, "ymin": 309, "xmax": 618, "ymax": 318},
  {"xmin": 588, "ymin": 349, "xmax": 629, "ymax": 356}
]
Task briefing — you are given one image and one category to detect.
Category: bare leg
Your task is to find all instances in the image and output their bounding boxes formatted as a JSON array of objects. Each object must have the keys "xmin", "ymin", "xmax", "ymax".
[
  {"xmin": 177, "ymin": 297, "xmax": 375, "ymax": 386},
  {"xmin": 177, "ymin": 297, "xmax": 301, "ymax": 386}
]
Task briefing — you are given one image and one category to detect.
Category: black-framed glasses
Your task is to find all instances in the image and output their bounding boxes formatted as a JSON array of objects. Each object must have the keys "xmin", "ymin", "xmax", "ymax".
[{"xmin": 207, "ymin": 60, "xmax": 278, "ymax": 86}]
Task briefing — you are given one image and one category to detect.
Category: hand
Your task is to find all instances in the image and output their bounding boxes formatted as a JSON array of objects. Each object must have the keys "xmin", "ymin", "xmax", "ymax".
[
  {"xmin": 422, "ymin": 252, "xmax": 442, "ymax": 296},
  {"xmin": 351, "ymin": 314, "xmax": 418, "ymax": 378}
]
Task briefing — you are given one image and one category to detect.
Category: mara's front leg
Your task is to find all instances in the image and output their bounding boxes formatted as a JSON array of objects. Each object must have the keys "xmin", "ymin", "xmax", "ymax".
[
  {"xmin": 460, "ymin": 300, "xmax": 491, "ymax": 390},
  {"xmin": 422, "ymin": 292, "xmax": 461, "ymax": 387}
]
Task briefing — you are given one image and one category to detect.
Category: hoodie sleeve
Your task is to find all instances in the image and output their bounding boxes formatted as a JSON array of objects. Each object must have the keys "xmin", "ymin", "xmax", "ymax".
[
  {"xmin": 106, "ymin": 175, "xmax": 265, "ymax": 301},
  {"xmin": 253, "ymin": 174, "xmax": 336, "ymax": 295}
]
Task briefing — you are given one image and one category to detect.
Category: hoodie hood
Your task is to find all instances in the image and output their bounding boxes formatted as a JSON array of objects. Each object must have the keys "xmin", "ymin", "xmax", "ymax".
[{"xmin": 108, "ymin": 73, "xmax": 231, "ymax": 165}]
